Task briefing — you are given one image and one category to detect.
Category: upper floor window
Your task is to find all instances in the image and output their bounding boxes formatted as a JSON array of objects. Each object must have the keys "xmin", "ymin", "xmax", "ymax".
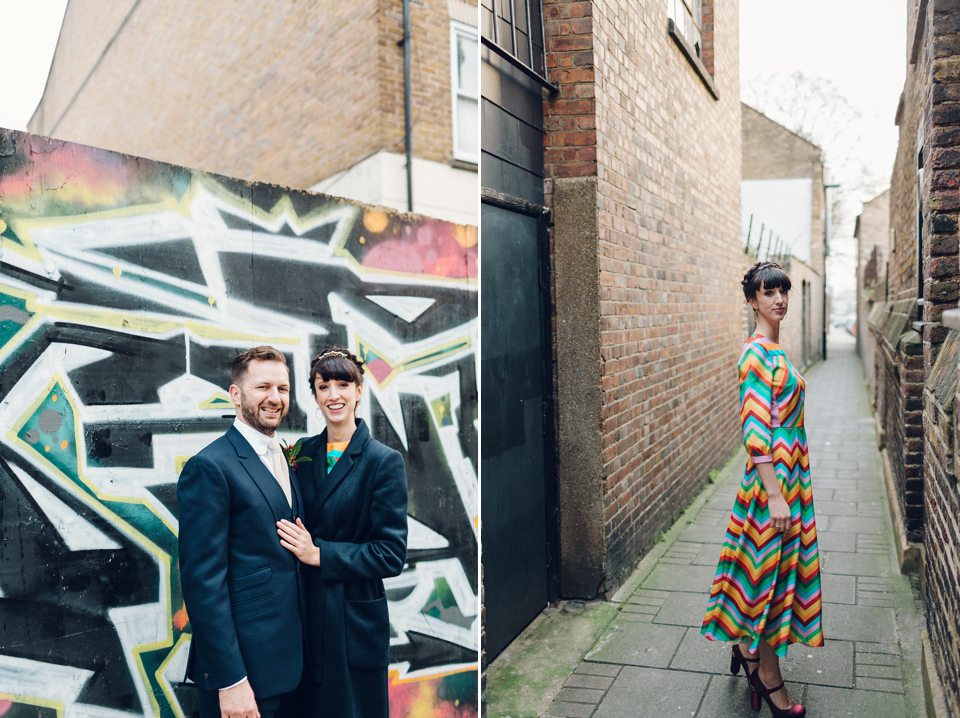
[
  {"xmin": 480, "ymin": 0, "xmax": 552, "ymax": 89},
  {"xmin": 668, "ymin": 0, "xmax": 702, "ymax": 57},
  {"xmin": 666, "ymin": 0, "xmax": 717, "ymax": 99},
  {"xmin": 452, "ymin": 21, "xmax": 479, "ymax": 163}
]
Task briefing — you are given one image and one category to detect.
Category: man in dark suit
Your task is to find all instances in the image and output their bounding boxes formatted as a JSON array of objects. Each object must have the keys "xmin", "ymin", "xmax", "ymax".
[{"xmin": 178, "ymin": 346, "xmax": 303, "ymax": 718}]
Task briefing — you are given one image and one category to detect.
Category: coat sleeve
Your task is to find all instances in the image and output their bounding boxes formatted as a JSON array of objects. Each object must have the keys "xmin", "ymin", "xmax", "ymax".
[
  {"xmin": 314, "ymin": 449, "xmax": 408, "ymax": 581},
  {"xmin": 739, "ymin": 342, "xmax": 775, "ymax": 464},
  {"xmin": 177, "ymin": 453, "xmax": 247, "ymax": 688}
]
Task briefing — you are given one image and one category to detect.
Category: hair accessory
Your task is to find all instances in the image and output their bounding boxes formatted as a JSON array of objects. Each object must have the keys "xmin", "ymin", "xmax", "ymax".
[{"xmin": 317, "ymin": 350, "xmax": 349, "ymax": 360}]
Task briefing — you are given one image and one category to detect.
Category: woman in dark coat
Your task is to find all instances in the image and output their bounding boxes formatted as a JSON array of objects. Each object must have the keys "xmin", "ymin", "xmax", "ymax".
[{"xmin": 277, "ymin": 347, "xmax": 408, "ymax": 718}]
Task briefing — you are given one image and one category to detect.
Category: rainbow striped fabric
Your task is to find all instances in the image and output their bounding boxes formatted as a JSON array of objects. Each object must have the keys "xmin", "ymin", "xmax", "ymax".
[{"xmin": 701, "ymin": 334, "xmax": 824, "ymax": 656}]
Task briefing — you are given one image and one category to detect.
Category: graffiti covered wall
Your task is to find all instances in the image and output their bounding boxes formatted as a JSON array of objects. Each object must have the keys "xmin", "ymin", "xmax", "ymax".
[{"xmin": 0, "ymin": 129, "xmax": 478, "ymax": 717}]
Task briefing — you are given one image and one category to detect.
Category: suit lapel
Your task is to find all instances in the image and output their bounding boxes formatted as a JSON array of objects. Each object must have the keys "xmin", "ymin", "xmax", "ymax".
[
  {"xmin": 308, "ymin": 420, "xmax": 370, "ymax": 525},
  {"xmin": 227, "ymin": 427, "xmax": 290, "ymax": 520}
]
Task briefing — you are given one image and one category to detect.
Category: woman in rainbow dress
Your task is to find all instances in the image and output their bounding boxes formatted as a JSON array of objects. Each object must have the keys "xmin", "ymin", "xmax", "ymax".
[{"xmin": 701, "ymin": 261, "xmax": 823, "ymax": 718}]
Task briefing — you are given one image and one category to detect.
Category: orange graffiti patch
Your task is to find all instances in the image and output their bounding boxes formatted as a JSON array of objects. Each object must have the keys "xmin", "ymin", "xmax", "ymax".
[
  {"xmin": 173, "ymin": 608, "xmax": 189, "ymax": 631},
  {"xmin": 364, "ymin": 210, "xmax": 390, "ymax": 234}
]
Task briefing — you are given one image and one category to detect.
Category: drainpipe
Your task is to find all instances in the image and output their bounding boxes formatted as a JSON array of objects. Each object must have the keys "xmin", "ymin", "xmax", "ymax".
[
  {"xmin": 824, "ymin": 183, "xmax": 840, "ymax": 360},
  {"xmin": 402, "ymin": 0, "xmax": 413, "ymax": 212}
]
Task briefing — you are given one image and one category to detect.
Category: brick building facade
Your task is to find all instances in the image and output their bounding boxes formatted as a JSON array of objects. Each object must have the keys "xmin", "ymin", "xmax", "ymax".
[
  {"xmin": 545, "ymin": 0, "xmax": 744, "ymax": 596},
  {"xmin": 741, "ymin": 103, "xmax": 826, "ymax": 373},
  {"xmin": 27, "ymin": 0, "xmax": 478, "ymax": 225},
  {"xmin": 871, "ymin": 0, "xmax": 960, "ymax": 713},
  {"xmin": 480, "ymin": 0, "xmax": 744, "ymax": 663}
]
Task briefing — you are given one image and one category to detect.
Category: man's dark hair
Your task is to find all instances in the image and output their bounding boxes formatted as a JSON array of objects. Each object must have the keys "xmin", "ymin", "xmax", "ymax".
[{"xmin": 231, "ymin": 346, "xmax": 288, "ymax": 385}]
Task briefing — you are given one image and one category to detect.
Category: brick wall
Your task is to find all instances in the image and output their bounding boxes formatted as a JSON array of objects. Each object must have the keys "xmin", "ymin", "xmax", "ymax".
[
  {"xmin": 885, "ymin": 0, "xmax": 960, "ymax": 712},
  {"xmin": 546, "ymin": 0, "xmax": 743, "ymax": 594},
  {"xmin": 884, "ymin": 0, "xmax": 930, "ymax": 549},
  {"xmin": 28, "ymin": 0, "xmax": 471, "ymax": 189},
  {"xmin": 925, "ymin": 3, "xmax": 960, "ymax": 713}
]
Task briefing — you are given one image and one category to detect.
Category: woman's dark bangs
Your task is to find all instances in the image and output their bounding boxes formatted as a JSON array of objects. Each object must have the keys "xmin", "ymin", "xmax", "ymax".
[
  {"xmin": 316, "ymin": 357, "xmax": 357, "ymax": 383},
  {"xmin": 758, "ymin": 266, "xmax": 791, "ymax": 292}
]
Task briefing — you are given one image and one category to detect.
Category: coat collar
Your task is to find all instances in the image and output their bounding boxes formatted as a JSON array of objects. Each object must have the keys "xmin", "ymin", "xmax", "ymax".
[
  {"xmin": 308, "ymin": 418, "xmax": 370, "ymax": 522},
  {"xmin": 226, "ymin": 425, "xmax": 301, "ymax": 519}
]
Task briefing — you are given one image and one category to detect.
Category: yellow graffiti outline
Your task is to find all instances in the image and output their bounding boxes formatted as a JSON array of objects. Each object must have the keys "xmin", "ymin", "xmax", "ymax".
[
  {"xmin": 3, "ymin": 196, "xmax": 179, "ymax": 264},
  {"xmin": 138, "ymin": 632, "xmax": 193, "ymax": 718},
  {"xmin": 0, "ymin": 281, "xmax": 302, "ymax": 351},
  {"xmin": 7, "ymin": 374, "xmax": 177, "ymax": 714},
  {"xmin": 200, "ymin": 177, "xmax": 479, "ymax": 287},
  {"xmin": 358, "ymin": 334, "xmax": 472, "ymax": 389},
  {"xmin": 0, "ymin": 692, "xmax": 64, "ymax": 717},
  {"xmin": 199, "ymin": 392, "xmax": 233, "ymax": 410},
  {"xmin": 199, "ymin": 175, "xmax": 363, "ymax": 236}
]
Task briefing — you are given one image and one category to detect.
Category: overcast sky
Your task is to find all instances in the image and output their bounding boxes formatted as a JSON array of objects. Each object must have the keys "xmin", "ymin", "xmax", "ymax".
[
  {"xmin": 740, "ymin": 0, "xmax": 908, "ymax": 300},
  {"xmin": 0, "ymin": 0, "xmax": 68, "ymax": 131},
  {"xmin": 741, "ymin": 0, "xmax": 907, "ymax": 192}
]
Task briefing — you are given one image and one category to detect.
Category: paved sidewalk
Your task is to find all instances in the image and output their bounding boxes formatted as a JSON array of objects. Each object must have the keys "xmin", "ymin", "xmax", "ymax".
[{"xmin": 536, "ymin": 335, "xmax": 927, "ymax": 718}]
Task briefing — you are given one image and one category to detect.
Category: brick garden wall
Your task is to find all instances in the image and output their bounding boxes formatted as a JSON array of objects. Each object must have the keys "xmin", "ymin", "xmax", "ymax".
[
  {"xmin": 28, "ymin": 0, "xmax": 470, "ymax": 188},
  {"xmin": 545, "ymin": 0, "xmax": 743, "ymax": 594}
]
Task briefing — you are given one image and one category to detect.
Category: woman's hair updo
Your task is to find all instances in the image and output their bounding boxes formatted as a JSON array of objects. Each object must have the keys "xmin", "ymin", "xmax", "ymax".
[
  {"xmin": 308, "ymin": 347, "xmax": 365, "ymax": 390},
  {"xmin": 742, "ymin": 261, "xmax": 791, "ymax": 301}
]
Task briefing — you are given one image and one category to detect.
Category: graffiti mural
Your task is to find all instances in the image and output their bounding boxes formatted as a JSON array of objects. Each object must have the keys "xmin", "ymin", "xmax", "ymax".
[{"xmin": 0, "ymin": 129, "xmax": 478, "ymax": 717}]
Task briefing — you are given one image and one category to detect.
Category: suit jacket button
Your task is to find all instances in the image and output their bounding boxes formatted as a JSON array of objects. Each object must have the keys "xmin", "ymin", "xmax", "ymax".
[{"xmin": 204, "ymin": 673, "xmax": 209, "ymax": 679}]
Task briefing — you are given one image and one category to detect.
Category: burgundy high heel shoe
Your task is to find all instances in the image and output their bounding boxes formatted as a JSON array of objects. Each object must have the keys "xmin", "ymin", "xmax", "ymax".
[
  {"xmin": 730, "ymin": 644, "xmax": 760, "ymax": 676},
  {"xmin": 730, "ymin": 645, "xmax": 760, "ymax": 710},
  {"xmin": 748, "ymin": 670, "xmax": 806, "ymax": 717}
]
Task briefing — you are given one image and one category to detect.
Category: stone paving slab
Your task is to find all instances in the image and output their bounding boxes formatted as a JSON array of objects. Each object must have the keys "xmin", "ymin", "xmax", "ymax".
[
  {"xmin": 592, "ymin": 667, "xmax": 710, "ymax": 718},
  {"xmin": 822, "ymin": 550, "xmax": 892, "ymax": 577},
  {"xmin": 651, "ymin": 591, "xmax": 709, "ymax": 627},
  {"xmin": 823, "ymin": 604, "xmax": 898, "ymax": 642},
  {"xmin": 820, "ymin": 573, "xmax": 857, "ymax": 604},
  {"xmin": 804, "ymin": 684, "xmax": 908, "ymax": 716},
  {"xmin": 585, "ymin": 622, "xmax": 686, "ymax": 667}
]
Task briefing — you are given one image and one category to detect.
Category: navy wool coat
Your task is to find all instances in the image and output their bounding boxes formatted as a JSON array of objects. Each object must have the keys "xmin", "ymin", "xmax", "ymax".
[
  {"xmin": 297, "ymin": 418, "xmax": 408, "ymax": 718},
  {"xmin": 177, "ymin": 425, "xmax": 305, "ymax": 698}
]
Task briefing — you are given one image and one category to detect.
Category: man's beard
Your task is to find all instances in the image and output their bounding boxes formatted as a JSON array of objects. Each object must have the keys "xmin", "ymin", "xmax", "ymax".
[{"xmin": 239, "ymin": 392, "xmax": 287, "ymax": 434}]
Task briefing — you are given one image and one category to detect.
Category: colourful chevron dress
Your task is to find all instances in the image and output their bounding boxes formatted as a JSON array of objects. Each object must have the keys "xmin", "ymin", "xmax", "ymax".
[{"xmin": 701, "ymin": 334, "xmax": 824, "ymax": 656}]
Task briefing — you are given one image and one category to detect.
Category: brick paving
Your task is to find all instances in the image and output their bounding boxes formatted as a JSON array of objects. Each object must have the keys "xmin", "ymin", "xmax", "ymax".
[{"xmin": 541, "ymin": 336, "xmax": 927, "ymax": 718}]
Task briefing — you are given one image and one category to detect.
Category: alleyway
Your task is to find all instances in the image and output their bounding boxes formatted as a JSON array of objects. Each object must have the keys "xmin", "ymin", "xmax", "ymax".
[{"xmin": 538, "ymin": 334, "xmax": 928, "ymax": 718}]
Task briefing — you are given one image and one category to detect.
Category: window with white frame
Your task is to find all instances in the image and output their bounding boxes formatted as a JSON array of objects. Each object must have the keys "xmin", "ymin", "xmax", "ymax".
[
  {"xmin": 667, "ymin": 0, "xmax": 702, "ymax": 57},
  {"xmin": 451, "ymin": 21, "xmax": 479, "ymax": 164}
]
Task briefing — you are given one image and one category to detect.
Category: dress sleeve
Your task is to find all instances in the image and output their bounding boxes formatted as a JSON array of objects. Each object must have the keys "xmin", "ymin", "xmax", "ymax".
[{"xmin": 739, "ymin": 342, "xmax": 775, "ymax": 464}]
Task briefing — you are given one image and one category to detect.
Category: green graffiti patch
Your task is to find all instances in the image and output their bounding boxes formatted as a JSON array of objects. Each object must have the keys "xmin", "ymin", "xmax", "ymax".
[
  {"xmin": 0, "ymin": 290, "xmax": 33, "ymax": 350},
  {"xmin": 18, "ymin": 382, "xmax": 79, "ymax": 478}
]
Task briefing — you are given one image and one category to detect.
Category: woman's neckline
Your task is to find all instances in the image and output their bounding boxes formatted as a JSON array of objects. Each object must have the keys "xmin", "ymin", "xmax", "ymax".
[{"xmin": 751, "ymin": 332, "xmax": 782, "ymax": 348}]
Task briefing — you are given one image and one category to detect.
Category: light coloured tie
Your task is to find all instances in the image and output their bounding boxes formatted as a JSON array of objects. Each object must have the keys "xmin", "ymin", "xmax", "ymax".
[{"xmin": 267, "ymin": 438, "xmax": 292, "ymax": 506}]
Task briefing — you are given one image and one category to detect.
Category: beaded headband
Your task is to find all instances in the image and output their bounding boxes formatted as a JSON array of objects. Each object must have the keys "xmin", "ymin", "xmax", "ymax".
[{"xmin": 316, "ymin": 350, "xmax": 350, "ymax": 361}]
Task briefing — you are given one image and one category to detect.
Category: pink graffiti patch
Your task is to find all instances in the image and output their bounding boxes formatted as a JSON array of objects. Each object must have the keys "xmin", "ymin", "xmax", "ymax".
[
  {"xmin": 367, "ymin": 359, "xmax": 393, "ymax": 385},
  {"xmin": 362, "ymin": 221, "xmax": 477, "ymax": 279},
  {"xmin": 0, "ymin": 700, "xmax": 12, "ymax": 715}
]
